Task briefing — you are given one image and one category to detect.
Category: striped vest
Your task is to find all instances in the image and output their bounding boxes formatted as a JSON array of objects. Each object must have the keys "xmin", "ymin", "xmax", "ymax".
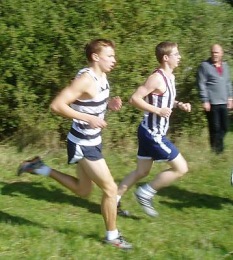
[
  {"xmin": 67, "ymin": 68, "xmax": 110, "ymax": 146},
  {"xmin": 141, "ymin": 69, "xmax": 176, "ymax": 136}
]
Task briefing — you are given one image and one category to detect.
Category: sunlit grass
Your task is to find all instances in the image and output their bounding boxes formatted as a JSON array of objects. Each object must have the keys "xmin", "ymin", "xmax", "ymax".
[{"xmin": 0, "ymin": 130, "xmax": 233, "ymax": 259}]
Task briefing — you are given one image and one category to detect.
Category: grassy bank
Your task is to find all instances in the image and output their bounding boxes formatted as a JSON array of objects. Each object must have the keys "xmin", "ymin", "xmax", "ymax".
[{"xmin": 0, "ymin": 131, "xmax": 233, "ymax": 259}]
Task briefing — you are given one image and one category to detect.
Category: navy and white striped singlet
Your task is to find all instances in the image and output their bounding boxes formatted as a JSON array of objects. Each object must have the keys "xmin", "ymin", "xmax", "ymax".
[
  {"xmin": 67, "ymin": 68, "xmax": 110, "ymax": 146},
  {"xmin": 141, "ymin": 69, "xmax": 176, "ymax": 136}
]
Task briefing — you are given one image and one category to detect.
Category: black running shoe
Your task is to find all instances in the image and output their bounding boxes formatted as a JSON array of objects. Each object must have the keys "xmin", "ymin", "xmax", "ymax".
[
  {"xmin": 134, "ymin": 188, "xmax": 158, "ymax": 217},
  {"xmin": 117, "ymin": 202, "xmax": 130, "ymax": 217},
  {"xmin": 17, "ymin": 156, "xmax": 44, "ymax": 176}
]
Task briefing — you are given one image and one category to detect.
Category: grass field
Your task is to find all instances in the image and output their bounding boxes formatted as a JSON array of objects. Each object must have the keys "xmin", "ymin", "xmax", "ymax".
[{"xmin": 0, "ymin": 131, "xmax": 233, "ymax": 260}]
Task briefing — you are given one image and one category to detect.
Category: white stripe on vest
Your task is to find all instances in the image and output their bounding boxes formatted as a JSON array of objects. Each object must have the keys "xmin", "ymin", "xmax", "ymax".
[
  {"xmin": 67, "ymin": 68, "xmax": 110, "ymax": 146},
  {"xmin": 141, "ymin": 69, "xmax": 176, "ymax": 136}
]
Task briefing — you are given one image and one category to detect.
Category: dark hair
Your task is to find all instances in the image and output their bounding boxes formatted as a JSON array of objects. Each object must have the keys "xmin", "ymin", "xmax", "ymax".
[
  {"xmin": 155, "ymin": 42, "xmax": 178, "ymax": 63},
  {"xmin": 85, "ymin": 39, "xmax": 115, "ymax": 62}
]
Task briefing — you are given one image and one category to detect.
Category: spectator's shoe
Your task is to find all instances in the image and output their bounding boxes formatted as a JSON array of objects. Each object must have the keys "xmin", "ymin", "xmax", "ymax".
[
  {"xmin": 231, "ymin": 169, "xmax": 233, "ymax": 186},
  {"xmin": 134, "ymin": 190, "xmax": 158, "ymax": 217},
  {"xmin": 17, "ymin": 156, "xmax": 44, "ymax": 176},
  {"xmin": 117, "ymin": 202, "xmax": 130, "ymax": 217},
  {"xmin": 104, "ymin": 234, "xmax": 132, "ymax": 249}
]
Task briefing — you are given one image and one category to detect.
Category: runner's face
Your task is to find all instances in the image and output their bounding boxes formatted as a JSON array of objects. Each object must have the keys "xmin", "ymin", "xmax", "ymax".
[
  {"xmin": 97, "ymin": 46, "xmax": 116, "ymax": 73},
  {"xmin": 168, "ymin": 47, "xmax": 181, "ymax": 68}
]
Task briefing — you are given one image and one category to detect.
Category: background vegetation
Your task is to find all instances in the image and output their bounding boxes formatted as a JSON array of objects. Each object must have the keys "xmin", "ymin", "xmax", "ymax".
[
  {"xmin": 0, "ymin": 0, "xmax": 233, "ymax": 149},
  {"xmin": 1, "ymin": 0, "xmax": 233, "ymax": 259}
]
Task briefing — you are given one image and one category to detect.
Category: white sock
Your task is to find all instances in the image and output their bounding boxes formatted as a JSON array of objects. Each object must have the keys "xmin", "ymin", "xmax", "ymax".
[
  {"xmin": 106, "ymin": 229, "xmax": 118, "ymax": 240},
  {"xmin": 117, "ymin": 195, "xmax": 121, "ymax": 204},
  {"xmin": 34, "ymin": 165, "xmax": 51, "ymax": 176}
]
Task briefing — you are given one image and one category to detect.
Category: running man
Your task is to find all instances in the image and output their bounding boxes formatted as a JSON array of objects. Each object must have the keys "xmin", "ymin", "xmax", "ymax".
[
  {"xmin": 17, "ymin": 39, "xmax": 132, "ymax": 249},
  {"xmin": 117, "ymin": 41, "xmax": 191, "ymax": 217}
]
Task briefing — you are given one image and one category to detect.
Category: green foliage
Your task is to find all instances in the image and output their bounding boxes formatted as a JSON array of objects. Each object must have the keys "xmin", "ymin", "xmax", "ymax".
[{"xmin": 0, "ymin": 0, "xmax": 233, "ymax": 147}]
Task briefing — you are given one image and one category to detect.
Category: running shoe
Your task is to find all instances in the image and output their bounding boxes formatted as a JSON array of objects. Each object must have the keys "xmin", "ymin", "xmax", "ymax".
[
  {"xmin": 104, "ymin": 234, "xmax": 132, "ymax": 249},
  {"xmin": 17, "ymin": 156, "xmax": 44, "ymax": 176},
  {"xmin": 134, "ymin": 190, "xmax": 158, "ymax": 217},
  {"xmin": 231, "ymin": 169, "xmax": 233, "ymax": 186},
  {"xmin": 117, "ymin": 202, "xmax": 130, "ymax": 217}
]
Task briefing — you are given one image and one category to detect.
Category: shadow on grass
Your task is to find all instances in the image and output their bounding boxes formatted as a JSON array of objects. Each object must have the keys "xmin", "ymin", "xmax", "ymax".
[
  {"xmin": 0, "ymin": 210, "xmax": 91, "ymax": 236},
  {"xmin": 0, "ymin": 210, "xmax": 46, "ymax": 227},
  {"xmin": 0, "ymin": 181, "xmax": 140, "ymax": 220},
  {"xmin": 158, "ymin": 186, "xmax": 233, "ymax": 210},
  {"xmin": 0, "ymin": 210, "xmax": 136, "ymax": 246},
  {"xmin": 1, "ymin": 181, "xmax": 101, "ymax": 214}
]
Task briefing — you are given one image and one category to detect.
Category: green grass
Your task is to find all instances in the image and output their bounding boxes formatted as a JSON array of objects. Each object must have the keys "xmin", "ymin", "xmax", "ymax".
[{"xmin": 1, "ymin": 131, "xmax": 233, "ymax": 260}]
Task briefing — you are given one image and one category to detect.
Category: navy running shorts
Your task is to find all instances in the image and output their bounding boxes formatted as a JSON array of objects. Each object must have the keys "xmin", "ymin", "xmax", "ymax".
[
  {"xmin": 137, "ymin": 124, "xmax": 179, "ymax": 162},
  {"xmin": 67, "ymin": 139, "xmax": 103, "ymax": 164}
]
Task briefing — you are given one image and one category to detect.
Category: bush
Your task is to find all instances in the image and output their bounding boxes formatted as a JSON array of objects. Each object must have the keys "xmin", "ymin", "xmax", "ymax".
[{"xmin": 0, "ymin": 0, "xmax": 232, "ymax": 148}]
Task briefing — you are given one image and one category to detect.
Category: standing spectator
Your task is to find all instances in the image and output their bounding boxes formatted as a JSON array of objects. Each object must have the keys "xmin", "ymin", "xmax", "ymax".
[
  {"xmin": 17, "ymin": 39, "xmax": 132, "ymax": 249},
  {"xmin": 117, "ymin": 41, "xmax": 191, "ymax": 217},
  {"xmin": 197, "ymin": 44, "xmax": 232, "ymax": 154}
]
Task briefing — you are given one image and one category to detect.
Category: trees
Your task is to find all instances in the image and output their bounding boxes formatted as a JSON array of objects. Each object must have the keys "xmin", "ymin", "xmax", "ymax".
[{"xmin": 0, "ymin": 0, "xmax": 232, "ymax": 148}]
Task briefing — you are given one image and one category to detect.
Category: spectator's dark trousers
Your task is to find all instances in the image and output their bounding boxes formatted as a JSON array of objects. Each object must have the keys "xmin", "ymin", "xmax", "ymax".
[{"xmin": 206, "ymin": 104, "xmax": 228, "ymax": 153}]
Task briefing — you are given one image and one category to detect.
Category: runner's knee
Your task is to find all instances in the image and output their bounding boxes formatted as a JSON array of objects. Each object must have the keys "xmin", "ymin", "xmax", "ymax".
[
  {"xmin": 177, "ymin": 162, "xmax": 188, "ymax": 177},
  {"xmin": 135, "ymin": 169, "xmax": 150, "ymax": 179},
  {"xmin": 102, "ymin": 181, "xmax": 117, "ymax": 197}
]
